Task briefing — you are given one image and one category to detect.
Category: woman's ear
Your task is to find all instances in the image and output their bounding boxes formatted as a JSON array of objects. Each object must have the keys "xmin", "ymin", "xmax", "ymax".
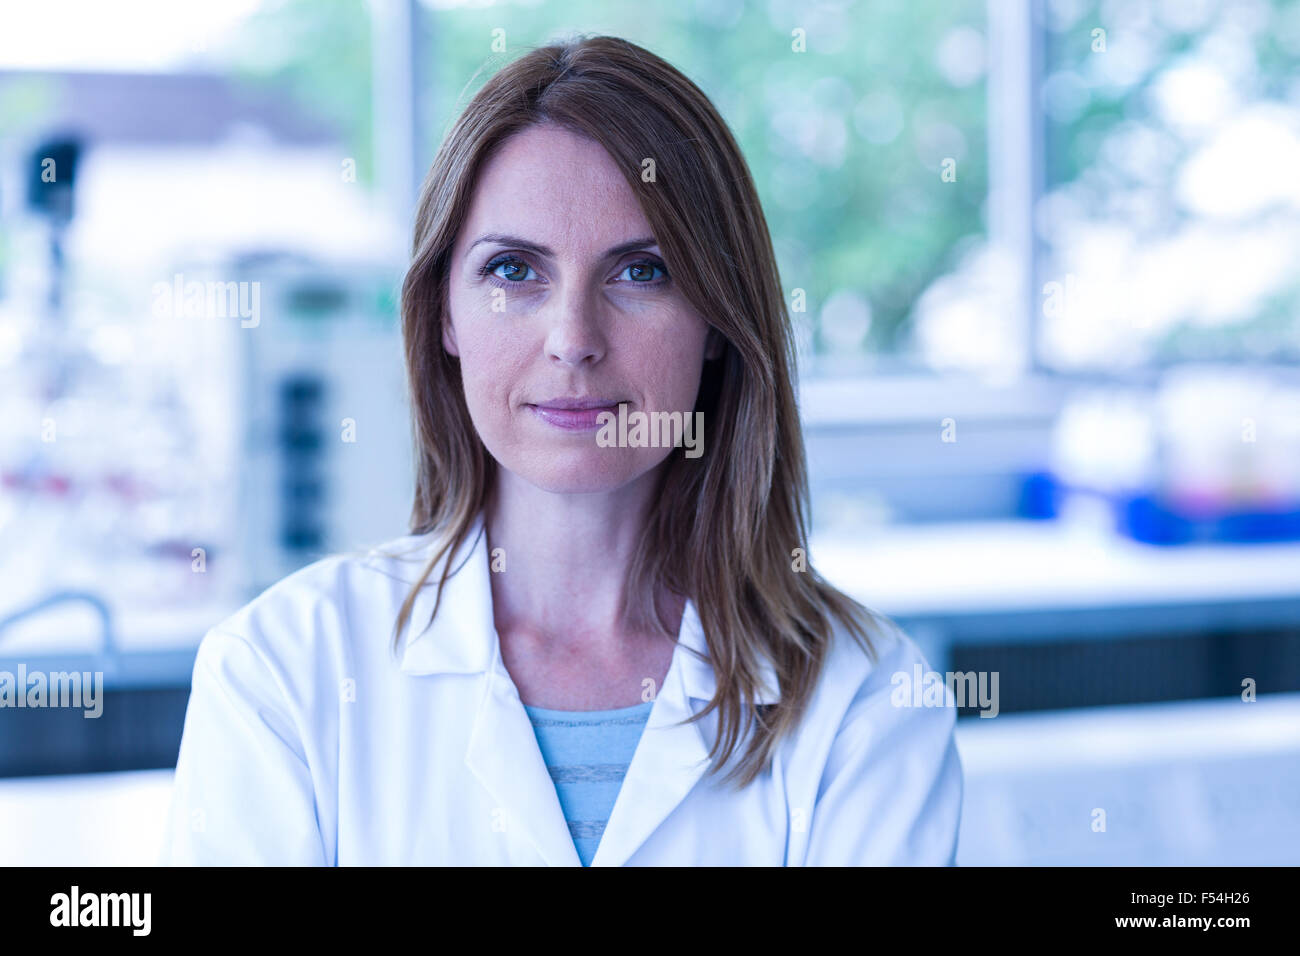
[
  {"xmin": 704, "ymin": 326, "xmax": 725, "ymax": 360},
  {"xmin": 441, "ymin": 317, "xmax": 460, "ymax": 357}
]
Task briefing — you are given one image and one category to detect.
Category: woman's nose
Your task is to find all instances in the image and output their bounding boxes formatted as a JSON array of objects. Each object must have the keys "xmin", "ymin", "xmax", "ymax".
[{"xmin": 543, "ymin": 289, "xmax": 607, "ymax": 366}]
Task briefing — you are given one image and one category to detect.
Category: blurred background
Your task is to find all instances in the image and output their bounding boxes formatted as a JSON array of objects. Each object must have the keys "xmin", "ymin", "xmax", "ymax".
[{"xmin": 1, "ymin": 0, "xmax": 1298, "ymax": 866}]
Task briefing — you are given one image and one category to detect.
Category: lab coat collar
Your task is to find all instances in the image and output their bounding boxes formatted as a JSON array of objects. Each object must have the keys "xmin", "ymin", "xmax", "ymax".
[
  {"xmin": 386, "ymin": 509, "xmax": 780, "ymax": 866},
  {"xmin": 392, "ymin": 513, "xmax": 497, "ymax": 678},
  {"xmin": 392, "ymin": 510, "xmax": 781, "ymax": 706}
]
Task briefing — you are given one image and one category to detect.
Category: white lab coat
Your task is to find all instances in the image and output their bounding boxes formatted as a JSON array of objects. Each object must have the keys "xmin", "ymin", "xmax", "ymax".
[{"xmin": 161, "ymin": 511, "xmax": 963, "ymax": 866}]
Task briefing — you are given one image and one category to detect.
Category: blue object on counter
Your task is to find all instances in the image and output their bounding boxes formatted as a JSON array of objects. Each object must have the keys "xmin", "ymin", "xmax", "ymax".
[
  {"xmin": 1118, "ymin": 493, "xmax": 1300, "ymax": 545},
  {"xmin": 1017, "ymin": 470, "xmax": 1060, "ymax": 520}
]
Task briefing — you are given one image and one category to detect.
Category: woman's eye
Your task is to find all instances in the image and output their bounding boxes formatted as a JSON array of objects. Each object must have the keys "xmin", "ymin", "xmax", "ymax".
[
  {"xmin": 479, "ymin": 256, "xmax": 665, "ymax": 287},
  {"xmin": 617, "ymin": 260, "xmax": 668, "ymax": 284},
  {"xmin": 484, "ymin": 256, "xmax": 536, "ymax": 282}
]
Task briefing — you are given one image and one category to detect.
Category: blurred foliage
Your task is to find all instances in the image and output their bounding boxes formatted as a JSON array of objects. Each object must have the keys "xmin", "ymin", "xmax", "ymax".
[
  {"xmin": 227, "ymin": 0, "xmax": 988, "ymax": 361},
  {"xmin": 225, "ymin": 0, "xmax": 374, "ymax": 186},
  {"xmin": 1042, "ymin": 0, "xmax": 1300, "ymax": 366}
]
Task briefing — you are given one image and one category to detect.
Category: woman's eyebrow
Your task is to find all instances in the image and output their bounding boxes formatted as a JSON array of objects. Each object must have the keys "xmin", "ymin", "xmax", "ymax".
[{"xmin": 466, "ymin": 233, "xmax": 659, "ymax": 259}]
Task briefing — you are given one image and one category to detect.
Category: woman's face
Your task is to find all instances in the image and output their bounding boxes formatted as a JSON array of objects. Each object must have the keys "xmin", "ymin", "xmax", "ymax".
[{"xmin": 445, "ymin": 123, "xmax": 720, "ymax": 494}]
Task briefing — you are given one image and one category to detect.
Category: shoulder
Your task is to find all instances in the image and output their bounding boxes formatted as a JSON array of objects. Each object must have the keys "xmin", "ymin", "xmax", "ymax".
[
  {"xmin": 793, "ymin": 605, "xmax": 955, "ymax": 761},
  {"xmin": 195, "ymin": 531, "xmax": 445, "ymax": 679},
  {"xmin": 793, "ymin": 606, "xmax": 964, "ymax": 865},
  {"xmin": 820, "ymin": 606, "xmax": 937, "ymax": 712}
]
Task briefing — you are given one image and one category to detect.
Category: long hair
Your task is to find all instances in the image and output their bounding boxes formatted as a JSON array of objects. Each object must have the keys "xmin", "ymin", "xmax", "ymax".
[{"xmin": 395, "ymin": 33, "xmax": 887, "ymax": 788}]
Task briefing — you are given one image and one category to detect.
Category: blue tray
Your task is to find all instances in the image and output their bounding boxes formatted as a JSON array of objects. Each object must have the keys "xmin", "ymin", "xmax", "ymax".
[{"xmin": 1017, "ymin": 471, "xmax": 1300, "ymax": 544}]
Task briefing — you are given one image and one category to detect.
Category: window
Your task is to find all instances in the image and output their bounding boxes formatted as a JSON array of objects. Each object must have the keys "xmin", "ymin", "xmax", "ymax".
[{"xmin": 1037, "ymin": 0, "xmax": 1300, "ymax": 370}]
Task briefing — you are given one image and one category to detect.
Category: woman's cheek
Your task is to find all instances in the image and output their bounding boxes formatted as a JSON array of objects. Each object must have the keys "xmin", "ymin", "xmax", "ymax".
[
  {"xmin": 460, "ymin": 335, "xmax": 528, "ymax": 435},
  {"xmin": 648, "ymin": 329, "xmax": 709, "ymax": 410}
]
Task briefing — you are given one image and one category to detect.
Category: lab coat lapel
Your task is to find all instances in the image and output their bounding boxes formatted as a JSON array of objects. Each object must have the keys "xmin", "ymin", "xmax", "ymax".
[
  {"xmin": 396, "ymin": 514, "xmax": 581, "ymax": 866},
  {"xmin": 590, "ymin": 599, "xmax": 782, "ymax": 867},
  {"xmin": 466, "ymin": 665, "xmax": 585, "ymax": 866},
  {"xmin": 395, "ymin": 514, "xmax": 781, "ymax": 867}
]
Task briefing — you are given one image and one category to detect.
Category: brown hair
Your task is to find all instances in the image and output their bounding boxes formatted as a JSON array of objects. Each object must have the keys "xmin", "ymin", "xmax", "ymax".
[{"xmin": 395, "ymin": 33, "xmax": 886, "ymax": 788}]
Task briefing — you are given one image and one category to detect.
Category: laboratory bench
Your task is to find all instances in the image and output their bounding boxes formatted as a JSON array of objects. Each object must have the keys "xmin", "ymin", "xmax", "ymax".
[
  {"xmin": 4, "ymin": 691, "xmax": 1297, "ymax": 865},
  {"xmin": 811, "ymin": 516, "xmax": 1300, "ymax": 714},
  {"xmin": 2, "ymin": 515, "xmax": 1298, "ymax": 776}
]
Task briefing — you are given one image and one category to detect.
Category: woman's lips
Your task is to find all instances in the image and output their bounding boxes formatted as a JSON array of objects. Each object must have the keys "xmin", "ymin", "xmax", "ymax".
[{"xmin": 527, "ymin": 402, "xmax": 623, "ymax": 431}]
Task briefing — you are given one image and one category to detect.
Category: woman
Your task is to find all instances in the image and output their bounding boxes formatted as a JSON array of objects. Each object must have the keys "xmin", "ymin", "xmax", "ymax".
[{"xmin": 162, "ymin": 34, "xmax": 962, "ymax": 866}]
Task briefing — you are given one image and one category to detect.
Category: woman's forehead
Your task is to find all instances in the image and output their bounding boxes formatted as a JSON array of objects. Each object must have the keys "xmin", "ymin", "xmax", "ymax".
[{"xmin": 462, "ymin": 128, "xmax": 654, "ymax": 257}]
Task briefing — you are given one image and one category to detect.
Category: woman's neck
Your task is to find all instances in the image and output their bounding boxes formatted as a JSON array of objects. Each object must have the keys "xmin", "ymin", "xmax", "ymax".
[{"xmin": 483, "ymin": 465, "xmax": 671, "ymax": 653}]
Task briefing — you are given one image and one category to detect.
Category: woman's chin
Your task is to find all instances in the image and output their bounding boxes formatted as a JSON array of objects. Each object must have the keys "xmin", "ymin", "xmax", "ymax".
[{"xmin": 510, "ymin": 450, "xmax": 659, "ymax": 495}]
